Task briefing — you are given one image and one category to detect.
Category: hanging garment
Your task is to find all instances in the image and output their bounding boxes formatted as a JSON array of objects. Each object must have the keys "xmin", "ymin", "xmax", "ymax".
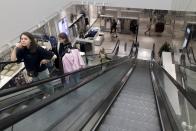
[
  {"xmin": 62, "ymin": 49, "xmax": 85, "ymax": 85},
  {"xmin": 62, "ymin": 49, "xmax": 85, "ymax": 73}
]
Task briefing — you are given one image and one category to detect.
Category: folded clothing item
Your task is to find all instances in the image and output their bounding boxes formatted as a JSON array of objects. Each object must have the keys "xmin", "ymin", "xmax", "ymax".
[
  {"xmin": 4, "ymin": 64, "xmax": 12, "ymax": 70},
  {"xmin": 0, "ymin": 69, "xmax": 9, "ymax": 75},
  {"xmin": 10, "ymin": 65, "xmax": 20, "ymax": 71},
  {"xmin": 5, "ymin": 71, "xmax": 15, "ymax": 76}
]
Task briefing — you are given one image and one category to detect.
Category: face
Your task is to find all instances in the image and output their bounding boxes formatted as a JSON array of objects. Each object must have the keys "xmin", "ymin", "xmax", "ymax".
[
  {"xmin": 59, "ymin": 37, "xmax": 65, "ymax": 43},
  {"xmin": 20, "ymin": 35, "xmax": 31, "ymax": 47}
]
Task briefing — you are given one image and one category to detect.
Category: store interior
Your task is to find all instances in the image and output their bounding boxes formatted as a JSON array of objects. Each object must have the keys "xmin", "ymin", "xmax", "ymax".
[{"xmin": 0, "ymin": 4, "xmax": 196, "ymax": 90}]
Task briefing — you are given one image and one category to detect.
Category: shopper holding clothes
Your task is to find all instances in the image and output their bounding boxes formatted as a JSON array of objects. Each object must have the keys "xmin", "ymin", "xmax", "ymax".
[
  {"xmin": 54, "ymin": 33, "xmax": 72, "ymax": 70},
  {"xmin": 11, "ymin": 32, "xmax": 57, "ymax": 97}
]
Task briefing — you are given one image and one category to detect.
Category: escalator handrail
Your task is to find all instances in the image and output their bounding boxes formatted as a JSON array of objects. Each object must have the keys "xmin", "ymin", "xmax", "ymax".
[
  {"xmin": 153, "ymin": 61, "xmax": 196, "ymax": 109},
  {"xmin": 0, "ymin": 56, "xmax": 128, "ymax": 97},
  {"xmin": 190, "ymin": 46, "xmax": 196, "ymax": 63},
  {"xmin": 84, "ymin": 39, "xmax": 120, "ymax": 57},
  {"xmin": 0, "ymin": 57, "xmax": 131, "ymax": 130},
  {"xmin": 151, "ymin": 66, "xmax": 179, "ymax": 131},
  {"xmin": 186, "ymin": 47, "xmax": 196, "ymax": 65},
  {"xmin": 178, "ymin": 64, "xmax": 196, "ymax": 72},
  {"xmin": 151, "ymin": 43, "xmax": 155, "ymax": 60},
  {"xmin": 129, "ymin": 41, "xmax": 139, "ymax": 58}
]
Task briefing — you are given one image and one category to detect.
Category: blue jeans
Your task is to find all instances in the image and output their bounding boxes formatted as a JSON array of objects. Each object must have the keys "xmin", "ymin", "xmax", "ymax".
[
  {"xmin": 32, "ymin": 69, "xmax": 54, "ymax": 95},
  {"xmin": 65, "ymin": 73, "xmax": 80, "ymax": 87}
]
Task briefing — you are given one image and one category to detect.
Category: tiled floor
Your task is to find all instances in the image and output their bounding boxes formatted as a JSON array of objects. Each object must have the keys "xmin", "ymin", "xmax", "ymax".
[{"xmin": 92, "ymin": 16, "xmax": 196, "ymax": 61}]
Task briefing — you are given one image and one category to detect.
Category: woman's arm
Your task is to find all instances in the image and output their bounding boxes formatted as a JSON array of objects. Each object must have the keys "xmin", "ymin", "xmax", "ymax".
[{"xmin": 11, "ymin": 43, "xmax": 22, "ymax": 61}]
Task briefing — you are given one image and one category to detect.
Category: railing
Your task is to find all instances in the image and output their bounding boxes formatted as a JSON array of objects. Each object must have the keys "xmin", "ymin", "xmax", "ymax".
[
  {"xmin": 84, "ymin": 39, "xmax": 120, "ymax": 65},
  {"xmin": 0, "ymin": 55, "xmax": 127, "ymax": 97},
  {"xmin": 151, "ymin": 43, "xmax": 196, "ymax": 131},
  {"xmin": 0, "ymin": 55, "xmax": 131, "ymax": 130},
  {"xmin": 186, "ymin": 47, "xmax": 196, "ymax": 65}
]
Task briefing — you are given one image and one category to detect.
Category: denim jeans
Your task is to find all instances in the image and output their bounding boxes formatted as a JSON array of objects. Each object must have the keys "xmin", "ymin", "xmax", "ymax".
[
  {"xmin": 32, "ymin": 69, "xmax": 54, "ymax": 95},
  {"xmin": 65, "ymin": 72, "xmax": 80, "ymax": 88}
]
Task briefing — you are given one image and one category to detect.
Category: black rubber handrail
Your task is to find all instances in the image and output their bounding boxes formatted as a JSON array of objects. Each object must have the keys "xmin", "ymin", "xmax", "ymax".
[
  {"xmin": 151, "ymin": 67, "xmax": 179, "ymax": 131},
  {"xmin": 151, "ymin": 43, "xmax": 177, "ymax": 131},
  {"xmin": 0, "ymin": 56, "xmax": 128, "ymax": 97},
  {"xmin": 154, "ymin": 62, "xmax": 196, "ymax": 109},
  {"xmin": 186, "ymin": 47, "xmax": 196, "ymax": 65},
  {"xmin": 129, "ymin": 41, "xmax": 139, "ymax": 58},
  {"xmin": 190, "ymin": 47, "xmax": 196, "ymax": 63},
  {"xmin": 80, "ymin": 61, "xmax": 135, "ymax": 131},
  {"xmin": 151, "ymin": 43, "xmax": 155, "ymax": 60},
  {"xmin": 84, "ymin": 39, "xmax": 120, "ymax": 57},
  {"xmin": 151, "ymin": 44, "xmax": 196, "ymax": 109},
  {"xmin": 0, "ymin": 57, "xmax": 131, "ymax": 130},
  {"xmin": 178, "ymin": 64, "xmax": 196, "ymax": 72},
  {"xmin": 153, "ymin": 43, "xmax": 196, "ymax": 108}
]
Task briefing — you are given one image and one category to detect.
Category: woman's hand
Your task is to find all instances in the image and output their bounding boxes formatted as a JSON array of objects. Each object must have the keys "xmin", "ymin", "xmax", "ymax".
[
  {"xmin": 40, "ymin": 59, "xmax": 50, "ymax": 66},
  {"xmin": 16, "ymin": 42, "xmax": 23, "ymax": 48}
]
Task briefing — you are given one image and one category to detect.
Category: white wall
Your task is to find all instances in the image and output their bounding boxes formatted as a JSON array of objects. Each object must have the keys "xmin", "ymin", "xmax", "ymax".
[
  {"xmin": 106, "ymin": 0, "xmax": 172, "ymax": 10},
  {"xmin": 0, "ymin": 0, "xmax": 196, "ymax": 46},
  {"xmin": 0, "ymin": 0, "xmax": 73, "ymax": 46},
  {"xmin": 171, "ymin": 0, "xmax": 196, "ymax": 11}
]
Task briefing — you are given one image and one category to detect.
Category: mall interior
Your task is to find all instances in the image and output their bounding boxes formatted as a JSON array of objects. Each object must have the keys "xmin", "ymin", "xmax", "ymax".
[{"xmin": 0, "ymin": 0, "xmax": 196, "ymax": 131}]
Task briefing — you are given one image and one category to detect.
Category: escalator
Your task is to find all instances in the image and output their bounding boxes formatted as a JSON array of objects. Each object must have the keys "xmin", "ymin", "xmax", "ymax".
[
  {"xmin": 98, "ymin": 60, "xmax": 160, "ymax": 131},
  {"xmin": 1, "ymin": 47, "xmax": 196, "ymax": 131},
  {"xmin": 0, "ymin": 56, "xmax": 129, "ymax": 122},
  {"xmin": 0, "ymin": 56, "xmax": 133, "ymax": 131},
  {"xmin": 0, "ymin": 38, "xmax": 127, "ymax": 124}
]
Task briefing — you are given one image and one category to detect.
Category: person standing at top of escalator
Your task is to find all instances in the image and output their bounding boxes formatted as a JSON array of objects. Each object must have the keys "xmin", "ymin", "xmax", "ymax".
[{"xmin": 11, "ymin": 32, "xmax": 57, "ymax": 97}]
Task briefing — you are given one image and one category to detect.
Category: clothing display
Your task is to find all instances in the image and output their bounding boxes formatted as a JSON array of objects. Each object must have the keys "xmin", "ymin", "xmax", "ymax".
[
  {"xmin": 0, "ymin": 69, "xmax": 8, "ymax": 75},
  {"xmin": 62, "ymin": 49, "xmax": 85, "ymax": 73},
  {"xmin": 62, "ymin": 49, "xmax": 85, "ymax": 84},
  {"xmin": 1, "ymin": 63, "xmax": 20, "ymax": 76}
]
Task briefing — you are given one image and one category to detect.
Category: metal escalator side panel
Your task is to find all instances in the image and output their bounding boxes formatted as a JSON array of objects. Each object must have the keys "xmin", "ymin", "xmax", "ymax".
[
  {"xmin": 152, "ymin": 62, "xmax": 196, "ymax": 131},
  {"xmin": 97, "ymin": 60, "xmax": 161, "ymax": 131},
  {"xmin": 81, "ymin": 62, "xmax": 135, "ymax": 131},
  {"xmin": 0, "ymin": 59, "xmax": 132, "ymax": 130}
]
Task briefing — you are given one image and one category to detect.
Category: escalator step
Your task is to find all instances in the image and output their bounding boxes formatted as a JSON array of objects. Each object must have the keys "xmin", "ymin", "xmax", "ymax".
[{"xmin": 101, "ymin": 115, "xmax": 160, "ymax": 131}]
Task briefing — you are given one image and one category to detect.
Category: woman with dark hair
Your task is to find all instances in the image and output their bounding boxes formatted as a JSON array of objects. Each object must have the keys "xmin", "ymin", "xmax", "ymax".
[
  {"xmin": 11, "ymin": 32, "xmax": 57, "ymax": 97},
  {"xmin": 54, "ymin": 32, "xmax": 72, "ymax": 69}
]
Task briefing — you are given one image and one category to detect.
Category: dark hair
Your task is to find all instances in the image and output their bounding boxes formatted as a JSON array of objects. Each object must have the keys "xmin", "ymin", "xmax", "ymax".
[
  {"xmin": 58, "ymin": 32, "xmax": 69, "ymax": 43},
  {"xmin": 20, "ymin": 32, "xmax": 37, "ymax": 53}
]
